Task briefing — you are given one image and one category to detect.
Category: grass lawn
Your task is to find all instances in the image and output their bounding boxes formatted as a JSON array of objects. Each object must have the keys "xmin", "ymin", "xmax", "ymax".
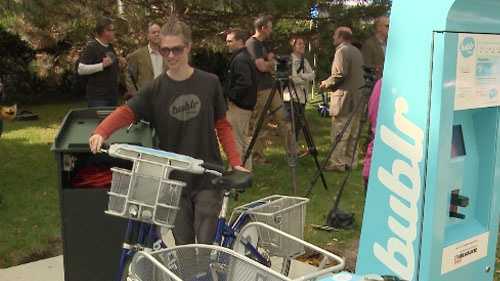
[
  {"xmin": 0, "ymin": 101, "xmax": 85, "ymax": 267},
  {"xmin": 0, "ymin": 100, "xmax": 498, "ymax": 279}
]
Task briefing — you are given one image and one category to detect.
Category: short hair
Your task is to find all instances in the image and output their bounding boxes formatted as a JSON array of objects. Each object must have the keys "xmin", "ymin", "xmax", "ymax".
[
  {"xmin": 254, "ymin": 15, "xmax": 273, "ymax": 31},
  {"xmin": 147, "ymin": 21, "xmax": 162, "ymax": 31},
  {"xmin": 290, "ymin": 35, "xmax": 305, "ymax": 48},
  {"xmin": 95, "ymin": 17, "xmax": 113, "ymax": 36},
  {"xmin": 227, "ymin": 29, "xmax": 249, "ymax": 43},
  {"xmin": 335, "ymin": 26, "xmax": 353, "ymax": 41},
  {"xmin": 161, "ymin": 17, "xmax": 192, "ymax": 44}
]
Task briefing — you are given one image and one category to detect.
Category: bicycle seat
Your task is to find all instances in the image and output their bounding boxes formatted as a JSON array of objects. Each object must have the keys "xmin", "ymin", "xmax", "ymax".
[{"xmin": 211, "ymin": 170, "xmax": 252, "ymax": 191}]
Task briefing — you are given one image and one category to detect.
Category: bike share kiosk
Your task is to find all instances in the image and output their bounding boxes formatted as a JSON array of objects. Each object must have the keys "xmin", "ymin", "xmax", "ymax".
[{"xmin": 326, "ymin": 1, "xmax": 500, "ymax": 281}]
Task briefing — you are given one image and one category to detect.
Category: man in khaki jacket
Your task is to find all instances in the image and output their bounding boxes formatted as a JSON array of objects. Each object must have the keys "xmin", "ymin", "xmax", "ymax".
[
  {"xmin": 126, "ymin": 22, "xmax": 167, "ymax": 95},
  {"xmin": 362, "ymin": 16, "xmax": 389, "ymax": 79},
  {"xmin": 320, "ymin": 27, "xmax": 364, "ymax": 172}
]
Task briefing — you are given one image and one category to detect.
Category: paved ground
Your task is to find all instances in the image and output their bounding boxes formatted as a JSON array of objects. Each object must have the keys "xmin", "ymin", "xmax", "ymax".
[
  {"xmin": 0, "ymin": 230, "xmax": 320, "ymax": 281},
  {"xmin": 0, "ymin": 255, "xmax": 318, "ymax": 281},
  {"xmin": 0, "ymin": 256, "xmax": 64, "ymax": 281},
  {"xmin": 0, "ymin": 230, "xmax": 176, "ymax": 281}
]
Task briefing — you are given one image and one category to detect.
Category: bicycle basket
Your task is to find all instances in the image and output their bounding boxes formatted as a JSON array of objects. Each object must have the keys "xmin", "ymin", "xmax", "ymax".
[
  {"xmin": 238, "ymin": 195, "xmax": 309, "ymax": 257},
  {"xmin": 235, "ymin": 222, "xmax": 345, "ymax": 280},
  {"xmin": 105, "ymin": 154, "xmax": 186, "ymax": 228},
  {"xmin": 129, "ymin": 244, "xmax": 287, "ymax": 281}
]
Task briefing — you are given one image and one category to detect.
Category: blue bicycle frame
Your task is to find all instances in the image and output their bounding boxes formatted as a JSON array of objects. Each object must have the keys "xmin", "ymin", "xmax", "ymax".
[
  {"xmin": 116, "ymin": 191, "xmax": 269, "ymax": 281},
  {"xmin": 116, "ymin": 220, "xmax": 166, "ymax": 281},
  {"xmin": 213, "ymin": 191, "xmax": 270, "ymax": 267}
]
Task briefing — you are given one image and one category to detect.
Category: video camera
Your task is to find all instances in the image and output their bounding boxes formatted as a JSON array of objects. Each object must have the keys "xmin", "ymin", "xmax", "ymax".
[
  {"xmin": 314, "ymin": 66, "xmax": 378, "ymax": 118},
  {"xmin": 274, "ymin": 55, "xmax": 292, "ymax": 80}
]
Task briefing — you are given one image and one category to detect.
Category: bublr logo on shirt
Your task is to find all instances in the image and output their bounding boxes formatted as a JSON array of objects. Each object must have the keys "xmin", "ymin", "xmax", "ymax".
[
  {"xmin": 169, "ymin": 94, "xmax": 201, "ymax": 121},
  {"xmin": 460, "ymin": 37, "xmax": 475, "ymax": 58}
]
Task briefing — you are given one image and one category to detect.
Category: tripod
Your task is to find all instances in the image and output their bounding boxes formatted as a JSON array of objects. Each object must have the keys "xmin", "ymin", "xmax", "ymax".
[
  {"xmin": 309, "ymin": 88, "xmax": 371, "ymax": 230},
  {"xmin": 305, "ymin": 92, "xmax": 368, "ymax": 197},
  {"xmin": 243, "ymin": 76, "xmax": 329, "ymax": 194}
]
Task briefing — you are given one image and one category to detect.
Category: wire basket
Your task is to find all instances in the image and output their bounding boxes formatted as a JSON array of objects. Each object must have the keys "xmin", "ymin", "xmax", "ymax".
[
  {"xmin": 129, "ymin": 229, "xmax": 345, "ymax": 281},
  {"xmin": 105, "ymin": 145, "xmax": 194, "ymax": 228},
  {"xmin": 234, "ymin": 222, "xmax": 345, "ymax": 280},
  {"xmin": 129, "ymin": 244, "xmax": 287, "ymax": 281},
  {"xmin": 231, "ymin": 195, "xmax": 309, "ymax": 257}
]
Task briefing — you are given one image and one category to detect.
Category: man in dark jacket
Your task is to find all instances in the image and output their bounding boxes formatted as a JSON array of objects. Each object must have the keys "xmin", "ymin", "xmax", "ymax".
[
  {"xmin": 224, "ymin": 29, "xmax": 257, "ymax": 170},
  {"xmin": 78, "ymin": 17, "xmax": 124, "ymax": 107}
]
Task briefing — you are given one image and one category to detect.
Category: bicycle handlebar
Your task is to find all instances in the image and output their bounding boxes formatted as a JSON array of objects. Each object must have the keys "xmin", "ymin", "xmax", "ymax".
[
  {"xmin": 200, "ymin": 162, "xmax": 225, "ymax": 174},
  {"xmin": 99, "ymin": 143, "xmax": 252, "ymax": 191},
  {"xmin": 100, "ymin": 142, "xmax": 110, "ymax": 153},
  {"xmin": 99, "ymin": 143, "xmax": 228, "ymax": 178}
]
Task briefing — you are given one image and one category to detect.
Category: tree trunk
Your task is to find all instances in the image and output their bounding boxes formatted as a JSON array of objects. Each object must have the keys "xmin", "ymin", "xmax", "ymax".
[{"xmin": 172, "ymin": 0, "xmax": 186, "ymax": 16}]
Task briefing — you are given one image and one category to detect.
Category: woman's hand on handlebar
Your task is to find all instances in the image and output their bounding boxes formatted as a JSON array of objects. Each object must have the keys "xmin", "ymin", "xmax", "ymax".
[
  {"xmin": 233, "ymin": 165, "xmax": 250, "ymax": 173},
  {"xmin": 89, "ymin": 134, "xmax": 105, "ymax": 154}
]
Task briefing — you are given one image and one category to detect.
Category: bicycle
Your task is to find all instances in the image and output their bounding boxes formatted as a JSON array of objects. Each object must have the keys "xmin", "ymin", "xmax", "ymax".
[
  {"xmin": 101, "ymin": 143, "xmax": 323, "ymax": 281},
  {"xmin": 128, "ymin": 223, "xmax": 345, "ymax": 281},
  {"xmin": 225, "ymin": 195, "xmax": 310, "ymax": 275}
]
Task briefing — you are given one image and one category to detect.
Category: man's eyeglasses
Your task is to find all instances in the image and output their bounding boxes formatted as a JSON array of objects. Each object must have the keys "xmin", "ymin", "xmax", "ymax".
[{"xmin": 159, "ymin": 45, "xmax": 186, "ymax": 57}]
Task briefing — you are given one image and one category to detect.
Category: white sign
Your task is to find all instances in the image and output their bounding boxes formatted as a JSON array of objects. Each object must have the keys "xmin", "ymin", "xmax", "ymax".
[
  {"xmin": 328, "ymin": 272, "xmax": 353, "ymax": 281},
  {"xmin": 455, "ymin": 34, "xmax": 500, "ymax": 110},
  {"xmin": 441, "ymin": 232, "xmax": 489, "ymax": 274},
  {"xmin": 373, "ymin": 97, "xmax": 425, "ymax": 281}
]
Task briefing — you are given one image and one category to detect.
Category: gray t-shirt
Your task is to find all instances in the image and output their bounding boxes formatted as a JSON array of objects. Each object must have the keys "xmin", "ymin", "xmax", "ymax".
[
  {"xmin": 245, "ymin": 37, "xmax": 273, "ymax": 91},
  {"xmin": 127, "ymin": 69, "xmax": 227, "ymax": 191}
]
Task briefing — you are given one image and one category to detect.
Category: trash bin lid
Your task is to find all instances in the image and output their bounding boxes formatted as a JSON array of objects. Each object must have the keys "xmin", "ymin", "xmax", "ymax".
[{"xmin": 51, "ymin": 107, "xmax": 154, "ymax": 153}]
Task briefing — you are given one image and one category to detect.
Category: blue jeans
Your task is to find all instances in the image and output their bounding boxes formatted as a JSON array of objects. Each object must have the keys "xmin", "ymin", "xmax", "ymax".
[{"xmin": 87, "ymin": 97, "xmax": 118, "ymax": 107}]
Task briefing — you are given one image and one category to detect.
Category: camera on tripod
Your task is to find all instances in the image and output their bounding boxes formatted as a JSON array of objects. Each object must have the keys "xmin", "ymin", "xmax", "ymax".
[{"xmin": 274, "ymin": 55, "xmax": 292, "ymax": 80}]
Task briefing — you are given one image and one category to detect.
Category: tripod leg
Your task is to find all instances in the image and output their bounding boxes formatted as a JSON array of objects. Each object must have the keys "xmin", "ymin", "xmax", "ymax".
[
  {"xmin": 285, "ymin": 84, "xmax": 299, "ymax": 195},
  {"xmin": 326, "ymin": 95, "xmax": 369, "ymax": 223},
  {"xmin": 243, "ymin": 89, "xmax": 277, "ymax": 166},
  {"xmin": 301, "ymin": 121, "xmax": 329, "ymax": 192},
  {"xmin": 305, "ymin": 95, "xmax": 365, "ymax": 197},
  {"xmin": 288, "ymin": 82, "xmax": 330, "ymax": 193}
]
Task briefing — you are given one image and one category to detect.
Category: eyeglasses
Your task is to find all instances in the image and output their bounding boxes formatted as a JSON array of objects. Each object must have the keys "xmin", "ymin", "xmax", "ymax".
[
  {"xmin": 226, "ymin": 40, "xmax": 234, "ymax": 43},
  {"xmin": 159, "ymin": 45, "xmax": 186, "ymax": 57}
]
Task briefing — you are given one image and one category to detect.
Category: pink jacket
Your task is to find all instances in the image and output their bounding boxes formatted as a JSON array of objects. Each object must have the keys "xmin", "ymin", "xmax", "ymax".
[{"xmin": 362, "ymin": 79, "xmax": 382, "ymax": 181}]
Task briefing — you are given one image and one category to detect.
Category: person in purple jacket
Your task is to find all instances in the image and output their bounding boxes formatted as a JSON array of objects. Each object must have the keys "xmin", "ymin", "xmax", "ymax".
[{"xmin": 362, "ymin": 79, "xmax": 382, "ymax": 190}]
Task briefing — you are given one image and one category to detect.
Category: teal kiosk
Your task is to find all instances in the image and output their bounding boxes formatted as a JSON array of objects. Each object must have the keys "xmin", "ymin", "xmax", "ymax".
[{"xmin": 325, "ymin": 0, "xmax": 500, "ymax": 281}]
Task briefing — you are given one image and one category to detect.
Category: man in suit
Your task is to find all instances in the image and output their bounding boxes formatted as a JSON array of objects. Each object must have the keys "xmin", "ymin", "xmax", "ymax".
[
  {"xmin": 320, "ymin": 27, "xmax": 365, "ymax": 172},
  {"xmin": 362, "ymin": 16, "xmax": 389, "ymax": 79},
  {"xmin": 126, "ymin": 21, "xmax": 167, "ymax": 95}
]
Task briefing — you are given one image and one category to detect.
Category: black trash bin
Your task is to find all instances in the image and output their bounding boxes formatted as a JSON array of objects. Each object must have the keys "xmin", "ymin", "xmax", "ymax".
[{"xmin": 51, "ymin": 107, "xmax": 153, "ymax": 281}]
